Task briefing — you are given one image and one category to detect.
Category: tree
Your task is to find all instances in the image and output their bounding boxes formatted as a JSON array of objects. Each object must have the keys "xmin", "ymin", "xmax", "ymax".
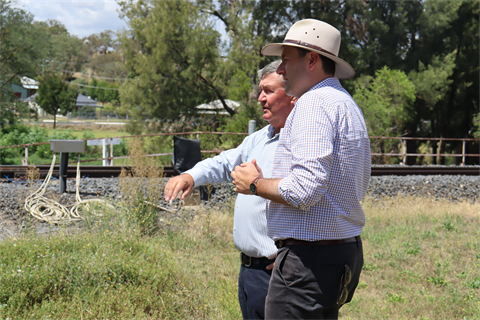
[
  {"xmin": 87, "ymin": 78, "xmax": 98, "ymax": 100},
  {"xmin": 33, "ymin": 19, "xmax": 87, "ymax": 79},
  {"xmin": 0, "ymin": 0, "xmax": 49, "ymax": 130},
  {"xmin": 353, "ymin": 67, "xmax": 416, "ymax": 163},
  {"xmin": 95, "ymin": 80, "xmax": 109, "ymax": 103},
  {"xmin": 412, "ymin": 0, "xmax": 479, "ymax": 163},
  {"xmin": 35, "ymin": 73, "xmax": 78, "ymax": 129},
  {"xmin": 0, "ymin": 0, "xmax": 49, "ymax": 82},
  {"xmin": 117, "ymin": 0, "xmax": 234, "ymax": 133}
]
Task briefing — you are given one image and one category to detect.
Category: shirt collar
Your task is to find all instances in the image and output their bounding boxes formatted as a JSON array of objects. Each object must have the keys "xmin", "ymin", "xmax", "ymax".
[
  {"xmin": 307, "ymin": 77, "xmax": 341, "ymax": 93},
  {"xmin": 267, "ymin": 125, "xmax": 277, "ymax": 139}
]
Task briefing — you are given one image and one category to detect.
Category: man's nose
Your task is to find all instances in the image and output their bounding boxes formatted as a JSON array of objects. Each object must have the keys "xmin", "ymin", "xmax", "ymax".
[
  {"xmin": 276, "ymin": 63, "xmax": 285, "ymax": 75},
  {"xmin": 258, "ymin": 91, "xmax": 267, "ymax": 102}
]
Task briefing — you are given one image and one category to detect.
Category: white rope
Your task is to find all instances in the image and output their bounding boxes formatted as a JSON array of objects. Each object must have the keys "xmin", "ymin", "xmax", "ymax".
[
  {"xmin": 24, "ymin": 153, "xmax": 115, "ymax": 224},
  {"xmin": 24, "ymin": 153, "xmax": 179, "ymax": 224}
]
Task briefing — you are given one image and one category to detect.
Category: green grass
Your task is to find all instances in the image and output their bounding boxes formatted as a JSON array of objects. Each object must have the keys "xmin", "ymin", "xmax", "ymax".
[
  {"xmin": 340, "ymin": 196, "xmax": 480, "ymax": 319},
  {"xmin": 1, "ymin": 196, "xmax": 479, "ymax": 319},
  {"xmin": 0, "ymin": 203, "xmax": 240, "ymax": 319}
]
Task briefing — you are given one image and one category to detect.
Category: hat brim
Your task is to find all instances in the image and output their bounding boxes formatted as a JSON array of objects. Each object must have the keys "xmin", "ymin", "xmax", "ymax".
[{"xmin": 262, "ymin": 43, "xmax": 355, "ymax": 80}]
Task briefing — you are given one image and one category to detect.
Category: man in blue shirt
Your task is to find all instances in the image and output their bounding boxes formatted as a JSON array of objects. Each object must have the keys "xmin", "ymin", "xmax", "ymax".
[
  {"xmin": 164, "ymin": 60, "xmax": 296, "ymax": 320},
  {"xmin": 232, "ymin": 19, "xmax": 370, "ymax": 319}
]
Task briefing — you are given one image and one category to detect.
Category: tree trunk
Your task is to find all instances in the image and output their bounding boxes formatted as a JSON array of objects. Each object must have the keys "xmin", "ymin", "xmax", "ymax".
[{"xmin": 53, "ymin": 113, "xmax": 56, "ymax": 129}]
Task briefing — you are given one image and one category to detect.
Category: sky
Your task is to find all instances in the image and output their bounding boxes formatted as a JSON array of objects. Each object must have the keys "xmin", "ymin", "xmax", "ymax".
[{"xmin": 14, "ymin": 0, "xmax": 128, "ymax": 38}]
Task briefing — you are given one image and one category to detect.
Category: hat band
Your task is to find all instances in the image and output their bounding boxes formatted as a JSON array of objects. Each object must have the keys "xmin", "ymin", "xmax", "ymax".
[{"xmin": 283, "ymin": 39, "xmax": 336, "ymax": 57}]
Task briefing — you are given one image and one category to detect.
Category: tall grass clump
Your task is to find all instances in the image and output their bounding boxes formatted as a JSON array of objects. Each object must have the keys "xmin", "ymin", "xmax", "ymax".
[{"xmin": 118, "ymin": 138, "xmax": 166, "ymax": 235}]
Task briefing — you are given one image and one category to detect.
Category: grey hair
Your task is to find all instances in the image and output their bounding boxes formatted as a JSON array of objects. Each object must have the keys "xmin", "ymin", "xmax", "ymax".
[
  {"xmin": 257, "ymin": 60, "xmax": 282, "ymax": 82},
  {"xmin": 255, "ymin": 60, "xmax": 284, "ymax": 97}
]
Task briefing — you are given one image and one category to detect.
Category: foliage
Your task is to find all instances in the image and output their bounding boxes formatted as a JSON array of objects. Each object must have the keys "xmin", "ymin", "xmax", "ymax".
[
  {"xmin": 36, "ymin": 73, "xmax": 79, "ymax": 129},
  {"xmin": 354, "ymin": 67, "xmax": 416, "ymax": 137},
  {"xmin": 118, "ymin": 0, "xmax": 233, "ymax": 128},
  {"xmin": 473, "ymin": 113, "xmax": 480, "ymax": 139},
  {"xmin": 0, "ymin": 0, "xmax": 49, "ymax": 82},
  {"xmin": 95, "ymin": 80, "xmax": 109, "ymax": 103},
  {"xmin": 0, "ymin": 125, "xmax": 47, "ymax": 163},
  {"xmin": 0, "ymin": 0, "xmax": 48, "ymax": 130},
  {"xmin": 87, "ymin": 78, "xmax": 98, "ymax": 100},
  {"xmin": 33, "ymin": 19, "xmax": 87, "ymax": 78}
]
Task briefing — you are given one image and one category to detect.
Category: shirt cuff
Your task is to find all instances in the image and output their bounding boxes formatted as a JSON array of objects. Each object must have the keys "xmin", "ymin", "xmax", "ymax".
[{"xmin": 184, "ymin": 168, "xmax": 206, "ymax": 187}]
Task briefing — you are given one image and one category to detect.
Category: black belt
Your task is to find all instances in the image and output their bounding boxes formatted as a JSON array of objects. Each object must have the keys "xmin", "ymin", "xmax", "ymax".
[
  {"xmin": 240, "ymin": 253, "xmax": 274, "ymax": 267},
  {"xmin": 275, "ymin": 236, "xmax": 360, "ymax": 249}
]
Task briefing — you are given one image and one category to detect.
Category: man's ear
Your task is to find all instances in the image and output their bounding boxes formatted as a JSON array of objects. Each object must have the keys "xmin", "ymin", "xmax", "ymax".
[
  {"xmin": 291, "ymin": 97, "xmax": 298, "ymax": 104},
  {"xmin": 307, "ymin": 51, "xmax": 320, "ymax": 71}
]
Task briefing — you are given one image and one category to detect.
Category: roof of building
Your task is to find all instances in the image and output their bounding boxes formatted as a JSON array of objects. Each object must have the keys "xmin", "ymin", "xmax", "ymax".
[
  {"xmin": 22, "ymin": 93, "xmax": 101, "ymax": 107},
  {"xmin": 20, "ymin": 77, "xmax": 39, "ymax": 89},
  {"xmin": 195, "ymin": 99, "xmax": 240, "ymax": 115}
]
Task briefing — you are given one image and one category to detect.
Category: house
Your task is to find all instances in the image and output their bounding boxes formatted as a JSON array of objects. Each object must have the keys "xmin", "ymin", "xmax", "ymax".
[
  {"xmin": 23, "ymin": 93, "xmax": 101, "ymax": 118},
  {"xmin": 11, "ymin": 77, "xmax": 39, "ymax": 100},
  {"xmin": 195, "ymin": 99, "xmax": 239, "ymax": 116}
]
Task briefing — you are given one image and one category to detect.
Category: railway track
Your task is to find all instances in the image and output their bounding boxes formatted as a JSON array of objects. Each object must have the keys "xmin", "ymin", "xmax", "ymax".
[{"xmin": 0, "ymin": 165, "xmax": 478, "ymax": 182}]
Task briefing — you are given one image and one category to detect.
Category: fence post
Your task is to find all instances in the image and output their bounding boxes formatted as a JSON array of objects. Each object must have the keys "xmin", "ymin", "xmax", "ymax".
[
  {"xmin": 462, "ymin": 140, "xmax": 466, "ymax": 166},
  {"xmin": 248, "ymin": 120, "xmax": 256, "ymax": 135},
  {"xmin": 402, "ymin": 139, "xmax": 406, "ymax": 165},
  {"xmin": 22, "ymin": 146, "xmax": 29, "ymax": 166},
  {"xmin": 110, "ymin": 139, "xmax": 114, "ymax": 166},
  {"xmin": 102, "ymin": 139, "xmax": 108, "ymax": 166}
]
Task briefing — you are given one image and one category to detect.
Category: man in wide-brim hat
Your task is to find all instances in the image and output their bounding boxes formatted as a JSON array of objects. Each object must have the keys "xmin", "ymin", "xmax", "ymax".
[{"xmin": 232, "ymin": 19, "xmax": 371, "ymax": 319}]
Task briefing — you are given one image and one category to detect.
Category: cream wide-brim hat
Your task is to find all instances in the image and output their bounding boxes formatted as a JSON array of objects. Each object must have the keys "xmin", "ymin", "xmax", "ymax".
[{"xmin": 261, "ymin": 19, "xmax": 355, "ymax": 80}]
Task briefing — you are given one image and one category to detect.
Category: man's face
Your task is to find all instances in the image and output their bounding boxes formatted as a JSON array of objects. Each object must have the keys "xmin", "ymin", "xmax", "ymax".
[
  {"xmin": 258, "ymin": 73, "xmax": 295, "ymax": 133},
  {"xmin": 277, "ymin": 46, "xmax": 310, "ymax": 98}
]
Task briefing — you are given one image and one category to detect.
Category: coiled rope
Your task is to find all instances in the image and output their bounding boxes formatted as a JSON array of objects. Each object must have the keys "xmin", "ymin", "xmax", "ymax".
[{"xmin": 24, "ymin": 154, "xmax": 115, "ymax": 224}]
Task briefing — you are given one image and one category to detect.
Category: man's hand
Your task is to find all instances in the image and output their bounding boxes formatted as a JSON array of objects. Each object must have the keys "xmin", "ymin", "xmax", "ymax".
[
  {"xmin": 164, "ymin": 174, "xmax": 194, "ymax": 201},
  {"xmin": 231, "ymin": 159, "xmax": 263, "ymax": 194}
]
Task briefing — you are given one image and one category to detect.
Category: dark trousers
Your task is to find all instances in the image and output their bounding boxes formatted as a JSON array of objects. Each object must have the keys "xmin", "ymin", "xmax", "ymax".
[
  {"xmin": 238, "ymin": 263, "xmax": 272, "ymax": 319},
  {"xmin": 265, "ymin": 239, "xmax": 363, "ymax": 320}
]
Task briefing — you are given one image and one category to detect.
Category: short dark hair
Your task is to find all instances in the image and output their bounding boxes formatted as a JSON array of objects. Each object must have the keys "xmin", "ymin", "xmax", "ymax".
[{"xmin": 295, "ymin": 47, "xmax": 336, "ymax": 76}]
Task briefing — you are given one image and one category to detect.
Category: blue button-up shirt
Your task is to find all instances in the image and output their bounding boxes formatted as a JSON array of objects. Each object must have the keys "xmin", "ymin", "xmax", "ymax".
[
  {"xmin": 267, "ymin": 78, "xmax": 371, "ymax": 241},
  {"xmin": 187, "ymin": 125, "xmax": 279, "ymax": 258}
]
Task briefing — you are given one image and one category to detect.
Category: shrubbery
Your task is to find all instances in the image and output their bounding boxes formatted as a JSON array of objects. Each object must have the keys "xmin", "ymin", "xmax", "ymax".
[{"xmin": 0, "ymin": 125, "xmax": 128, "ymax": 165}]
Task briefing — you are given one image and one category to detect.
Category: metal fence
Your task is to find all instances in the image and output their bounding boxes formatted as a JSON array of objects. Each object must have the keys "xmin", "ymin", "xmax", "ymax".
[
  {"xmin": 1, "ymin": 133, "xmax": 479, "ymax": 166},
  {"xmin": 370, "ymin": 136, "xmax": 480, "ymax": 166}
]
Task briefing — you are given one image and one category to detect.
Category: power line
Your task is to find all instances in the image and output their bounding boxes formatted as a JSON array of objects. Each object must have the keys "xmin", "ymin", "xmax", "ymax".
[
  {"xmin": 59, "ymin": 69, "xmax": 131, "ymax": 81},
  {"xmin": 70, "ymin": 83, "xmax": 119, "ymax": 91}
]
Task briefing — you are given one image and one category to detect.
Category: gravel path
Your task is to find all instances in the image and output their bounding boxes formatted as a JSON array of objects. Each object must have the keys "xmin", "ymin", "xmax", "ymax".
[{"xmin": 1, "ymin": 171, "xmax": 479, "ymax": 241}]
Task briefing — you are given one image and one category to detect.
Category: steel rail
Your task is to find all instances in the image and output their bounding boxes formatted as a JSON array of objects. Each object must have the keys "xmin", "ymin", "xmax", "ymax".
[{"xmin": 1, "ymin": 165, "xmax": 478, "ymax": 182}]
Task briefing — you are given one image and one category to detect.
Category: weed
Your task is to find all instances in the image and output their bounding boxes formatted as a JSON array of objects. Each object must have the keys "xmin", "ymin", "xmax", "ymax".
[
  {"xmin": 118, "ymin": 138, "xmax": 166, "ymax": 235},
  {"xmin": 422, "ymin": 230, "xmax": 438, "ymax": 239},
  {"xmin": 465, "ymin": 277, "xmax": 480, "ymax": 289},
  {"xmin": 363, "ymin": 263, "xmax": 378, "ymax": 271},
  {"xmin": 388, "ymin": 293, "xmax": 407, "ymax": 303},
  {"xmin": 427, "ymin": 276, "xmax": 448, "ymax": 286},
  {"xmin": 441, "ymin": 219, "xmax": 456, "ymax": 232}
]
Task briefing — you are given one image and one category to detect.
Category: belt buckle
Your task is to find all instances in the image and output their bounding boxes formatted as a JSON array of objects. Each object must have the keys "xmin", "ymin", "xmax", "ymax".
[
  {"xmin": 241, "ymin": 253, "xmax": 252, "ymax": 267},
  {"xmin": 245, "ymin": 255, "xmax": 252, "ymax": 267}
]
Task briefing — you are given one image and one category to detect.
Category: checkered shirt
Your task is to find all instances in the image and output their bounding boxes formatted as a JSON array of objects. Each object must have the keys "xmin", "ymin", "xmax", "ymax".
[{"xmin": 267, "ymin": 77, "xmax": 371, "ymax": 241}]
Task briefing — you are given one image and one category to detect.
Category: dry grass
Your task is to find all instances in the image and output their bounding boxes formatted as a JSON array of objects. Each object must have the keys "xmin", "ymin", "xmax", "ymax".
[
  {"xmin": 118, "ymin": 138, "xmax": 166, "ymax": 234},
  {"xmin": 340, "ymin": 196, "xmax": 480, "ymax": 319}
]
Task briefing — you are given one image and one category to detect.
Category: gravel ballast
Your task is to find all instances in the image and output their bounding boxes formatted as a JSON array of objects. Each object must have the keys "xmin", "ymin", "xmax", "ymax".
[{"xmin": 1, "ymin": 172, "xmax": 478, "ymax": 241}]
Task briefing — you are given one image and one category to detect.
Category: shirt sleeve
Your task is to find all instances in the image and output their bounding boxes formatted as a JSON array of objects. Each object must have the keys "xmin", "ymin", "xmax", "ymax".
[
  {"xmin": 185, "ymin": 134, "xmax": 253, "ymax": 187},
  {"xmin": 278, "ymin": 95, "xmax": 334, "ymax": 209}
]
